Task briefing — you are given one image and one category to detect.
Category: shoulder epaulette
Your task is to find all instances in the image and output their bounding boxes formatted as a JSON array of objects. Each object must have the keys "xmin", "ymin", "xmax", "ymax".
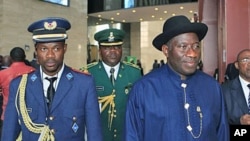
[
  {"xmin": 122, "ymin": 61, "xmax": 141, "ymax": 69},
  {"xmin": 79, "ymin": 62, "xmax": 98, "ymax": 73},
  {"xmin": 28, "ymin": 68, "xmax": 36, "ymax": 73},
  {"xmin": 79, "ymin": 66, "xmax": 87, "ymax": 72},
  {"xmin": 72, "ymin": 67, "xmax": 90, "ymax": 75},
  {"xmin": 87, "ymin": 62, "xmax": 98, "ymax": 69},
  {"xmin": 17, "ymin": 68, "xmax": 35, "ymax": 77}
]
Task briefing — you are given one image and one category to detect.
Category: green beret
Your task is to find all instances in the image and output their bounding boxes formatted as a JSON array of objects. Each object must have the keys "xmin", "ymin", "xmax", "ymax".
[{"xmin": 94, "ymin": 28, "xmax": 125, "ymax": 46}]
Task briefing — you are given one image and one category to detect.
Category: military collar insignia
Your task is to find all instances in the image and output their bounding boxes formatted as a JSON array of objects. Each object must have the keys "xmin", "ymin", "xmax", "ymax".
[
  {"xmin": 72, "ymin": 118, "xmax": 79, "ymax": 133},
  {"xmin": 99, "ymin": 65, "xmax": 102, "ymax": 69},
  {"xmin": 108, "ymin": 32, "xmax": 114, "ymax": 42},
  {"xmin": 66, "ymin": 73, "xmax": 73, "ymax": 80},
  {"xmin": 44, "ymin": 21, "xmax": 57, "ymax": 30},
  {"xmin": 31, "ymin": 74, "xmax": 38, "ymax": 82}
]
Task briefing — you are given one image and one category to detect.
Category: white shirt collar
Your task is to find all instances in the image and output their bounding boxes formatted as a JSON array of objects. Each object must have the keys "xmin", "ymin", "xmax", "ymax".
[
  {"xmin": 102, "ymin": 62, "xmax": 120, "ymax": 79},
  {"xmin": 238, "ymin": 75, "xmax": 250, "ymax": 104},
  {"xmin": 41, "ymin": 64, "xmax": 65, "ymax": 95}
]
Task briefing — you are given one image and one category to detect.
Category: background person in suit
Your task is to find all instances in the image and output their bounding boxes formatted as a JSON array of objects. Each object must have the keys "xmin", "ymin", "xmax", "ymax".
[
  {"xmin": 224, "ymin": 61, "xmax": 239, "ymax": 82},
  {"xmin": 82, "ymin": 28, "xmax": 142, "ymax": 141},
  {"xmin": 1, "ymin": 17, "xmax": 103, "ymax": 141},
  {"xmin": 152, "ymin": 59, "xmax": 159, "ymax": 70},
  {"xmin": 222, "ymin": 49, "xmax": 250, "ymax": 125}
]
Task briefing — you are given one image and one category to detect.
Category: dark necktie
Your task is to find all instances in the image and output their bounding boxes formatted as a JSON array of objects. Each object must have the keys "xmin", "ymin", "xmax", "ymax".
[
  {"xmin": 45, "ymin": 77, "xmax": 57, "ymax": 108},
  {"xmin": 247, "ymin": 84, "xmax": 250, "ymax": 113},
  {"xmin": 110, "ymin": 68, "xmax": 115, "ymax": 86}
]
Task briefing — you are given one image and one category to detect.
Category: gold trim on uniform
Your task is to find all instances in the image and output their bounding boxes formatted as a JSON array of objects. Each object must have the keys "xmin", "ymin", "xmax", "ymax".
[
  {"xmin": 16, "ymin": 74, "xmax": 55, "ymax": 141},
  {"xmin": 100, "ymin": 42, "xmax": 123, "ymax": 46},
  {"xmin": 98, "ymin": 89, "xmax": 116, "ymax": 130},
  {"xmin": 122, "ymin": 61, "xmax": 141, "ymax": 69},
  {"xmin": 108, "ymin": 32, "xmax": 115, "ymax": 42},
  {"xmin": 33, "ymin": 34, "xmax": 67, "ymax": 40},
  {"xmin": 79, "ymin": 62, "xmax": 98, "ymax": 72}
]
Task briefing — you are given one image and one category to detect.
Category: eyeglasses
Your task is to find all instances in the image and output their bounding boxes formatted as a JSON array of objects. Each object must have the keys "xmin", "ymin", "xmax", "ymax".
[{"xmin": 238, "ymin": 58, "xmax": 250, "ymax": 63}]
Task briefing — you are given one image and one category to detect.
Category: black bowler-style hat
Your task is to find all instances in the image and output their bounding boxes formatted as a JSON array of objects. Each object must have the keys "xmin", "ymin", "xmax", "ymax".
[
  {"xmin": 152, "ymin": 15, "xmax": 208, "ymax": 51},
  {"xmin": 28, "ymin": 17, "xmax": 71, "ymax": 43},
  {"xmin": 94, "ymin": 28, "xmax": 125, "ymax": 46}
]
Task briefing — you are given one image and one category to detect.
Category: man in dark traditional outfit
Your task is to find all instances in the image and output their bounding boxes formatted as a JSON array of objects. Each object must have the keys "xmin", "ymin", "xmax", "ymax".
[{"xmin": 124, "ymin": 15, "xmax": 229, "ymax": 141}]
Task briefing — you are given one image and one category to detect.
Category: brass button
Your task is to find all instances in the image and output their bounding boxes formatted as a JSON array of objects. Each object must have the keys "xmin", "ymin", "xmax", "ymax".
[
  {"xmin": 114, "ymin": 134, "xmax": 117, "ymax": 137},
  {"xmin": 49, "ymin": 116, "xmax": 54, "ymax": 120},
  {"xmin": 114, "ymin": 129, "xmax": 117, "ymax": 132},
  {"xmin": 51, "ymin": 129, "xmax": 55, "ymax": 134}
]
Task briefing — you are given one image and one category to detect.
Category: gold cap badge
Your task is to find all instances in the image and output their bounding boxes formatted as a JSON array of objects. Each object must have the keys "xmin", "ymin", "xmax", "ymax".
[
  {"xmin": 44, "ymin": 21, "xmax": 57, "ymax": 30},
  {"xmin": 108, "ymin": 32, "xmax": 114, "ymax": 42}
]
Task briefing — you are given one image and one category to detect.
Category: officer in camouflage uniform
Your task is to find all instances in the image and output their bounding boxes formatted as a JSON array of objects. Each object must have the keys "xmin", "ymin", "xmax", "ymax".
[{"xmin": 81, "ymin": 28, "xmax": 142, "ymax": 141}]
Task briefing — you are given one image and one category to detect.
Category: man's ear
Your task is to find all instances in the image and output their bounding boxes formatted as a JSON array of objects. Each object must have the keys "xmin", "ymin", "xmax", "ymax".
[
  {"xmin": 63, "ymin": 43, "xmax": 67, "ymax": 53},
  {"xmin": 234, "ymin": 61, "xmax": 239, "ymax": 69},
  {"xmin": 162, "ymin": 44, "xmax": 168, "ymax": 57}
]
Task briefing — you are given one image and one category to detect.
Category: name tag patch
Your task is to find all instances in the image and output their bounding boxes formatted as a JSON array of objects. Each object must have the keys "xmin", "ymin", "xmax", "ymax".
[{"xmin": 96, "ymin": 86, "xmax": 104, "ymax": 91}]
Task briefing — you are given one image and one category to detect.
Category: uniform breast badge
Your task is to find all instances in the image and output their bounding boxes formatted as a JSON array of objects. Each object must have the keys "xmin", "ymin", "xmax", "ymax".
[
  {"xmin": 125, "ymin": 89, "xmax": 129, "ymax": 94},
  {"xmin": 72, "ymin": 116, "xmax": 79, "ymax": 133},
  {"xmin": 124, "ymin": 83, "xmax": 132, "ymax": 94}
]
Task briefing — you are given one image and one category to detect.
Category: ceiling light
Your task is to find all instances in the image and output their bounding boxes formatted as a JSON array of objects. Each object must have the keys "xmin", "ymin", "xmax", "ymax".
[
  {"xmin": 189, "ymin": 10, "xmax": 193, "ymax": 13},
  {"xmin": 116, "ymin": 13, "xmax": 120, "ymax": 15},
  {"xmin": 140, "ymin": 18, "xmax": 143, "ymax": 21},
  {"xmin": 172, "ymin": 13, "xmax": 176, "ymax": 16},
  {"xmin": 99, "ymin": 18, "xmax": 102, "ymax": 21},
  {"xmin": 111, "ymin": 17, "xmax": 114, "ymax": 20},
  {"xmin": 160, "ymin": 18, "xmax": 163, "ymax": 20},
  {"xmin": 132, "ymin": 10, "xmax": 136, "ymax": 13},
  {"xmin": 180, "ymin": 6, "xmax": 184, "ymax": 9},
  {"xmin": 154, "ymin": 8, "xmax": 158, "ymax": 11},
  {"xmin": 164, "ymin": 11, "xmax": 167, "ymax": 14},
  {"xmin": 122, "ymin": 20, "xmax": 126, "ymax": 22},
  {"xmin": 98, "ymin": 15, "xmax": 101, "ymax": 18}
]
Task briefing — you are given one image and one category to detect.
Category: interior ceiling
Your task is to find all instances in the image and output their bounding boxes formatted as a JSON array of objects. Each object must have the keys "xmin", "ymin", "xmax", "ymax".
[{"xmin": 88, "ymin": 2, "xmax": 198, "ymax": 23}]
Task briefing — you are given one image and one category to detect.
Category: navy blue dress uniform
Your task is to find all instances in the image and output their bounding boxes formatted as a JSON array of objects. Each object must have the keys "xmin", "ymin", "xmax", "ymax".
[
  {"xmin": 1, "ymin": 17, "xmax": 103, "ymax": 141},
  {"xmin": 81, "ymin": 29, "xmax": 142, "ymax": 141}
]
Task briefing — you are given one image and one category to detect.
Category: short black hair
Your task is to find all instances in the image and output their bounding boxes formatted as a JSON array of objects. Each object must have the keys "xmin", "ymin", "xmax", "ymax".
[{"xmin": 10, "ymin": 47, "xmax": 26, "ymax": 62}]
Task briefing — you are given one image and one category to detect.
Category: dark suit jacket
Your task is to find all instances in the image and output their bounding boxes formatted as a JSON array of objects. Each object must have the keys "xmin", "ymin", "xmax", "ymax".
[{"xmin": 221, "ymin": 77, "xmax": 249, "ymax": 125}]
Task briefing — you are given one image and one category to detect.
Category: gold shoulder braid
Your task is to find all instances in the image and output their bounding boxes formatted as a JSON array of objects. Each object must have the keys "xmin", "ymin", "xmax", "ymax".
[
  {"xmin": 79, "ymin": 62, "xmax": 98, "ymax": 72},
  {"xmin": 98, "ymin": 89, "xmax": 116, "ymax": 130},
  {"xmin": 15, "ymin": 74, "xmax": 55, "ymax": 141},
  {"xmin": 122, "ymin": 61, "xmax": 141, "ymax": 69}
]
